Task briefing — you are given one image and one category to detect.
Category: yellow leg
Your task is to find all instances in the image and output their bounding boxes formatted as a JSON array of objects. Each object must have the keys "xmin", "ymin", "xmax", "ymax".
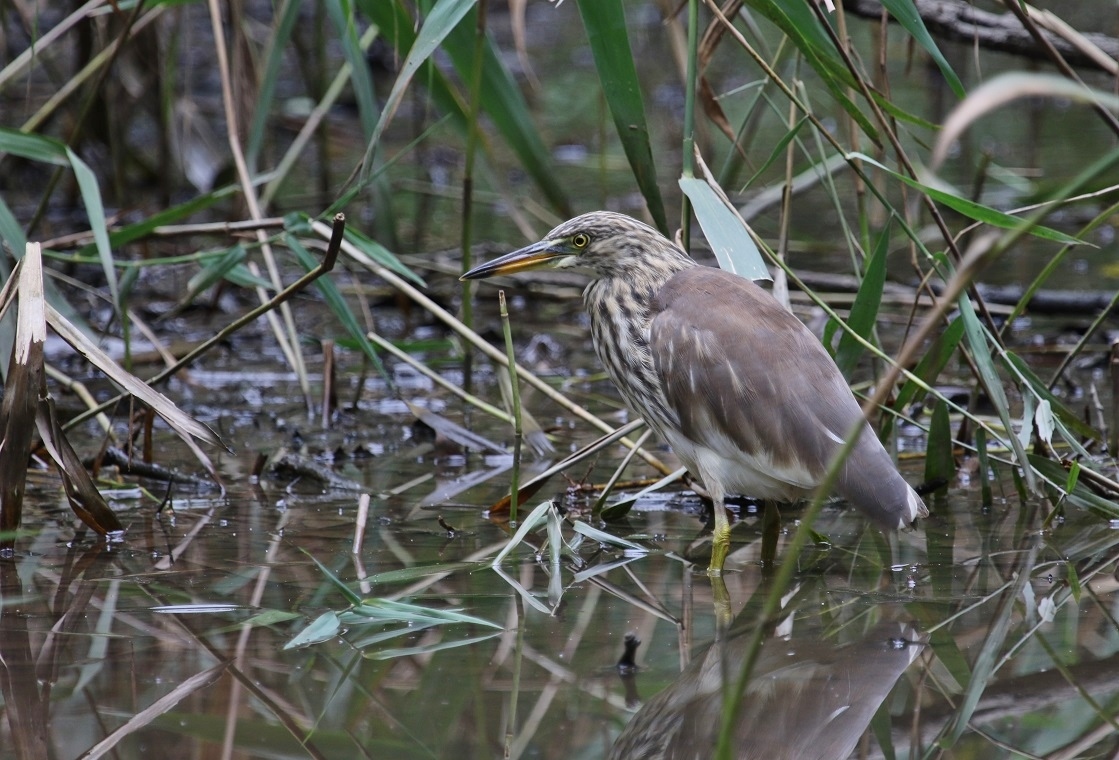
[{"xmin": 708, "ymin": 495, "xmax": 731, "ymax": 575}]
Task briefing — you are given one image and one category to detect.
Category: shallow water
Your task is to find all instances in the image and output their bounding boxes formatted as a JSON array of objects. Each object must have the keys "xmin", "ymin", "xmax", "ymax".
[{"xmin": 4, "ymin": 354, "xmax": 1118, "ymax": 759}]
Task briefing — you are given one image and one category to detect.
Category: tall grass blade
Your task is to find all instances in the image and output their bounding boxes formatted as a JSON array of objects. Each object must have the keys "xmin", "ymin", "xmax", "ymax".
[
  {"xmin": 743, "ymin": 0, "xmax": 878, "ymax": 139},
  {"xmin": 927, "ymin": 625, "xmax": 971, "ymax": 690},
  {"xmin": 368, "ymin": 562, "xmax": 484, "ymax": 584},
  {"xmin": 329, "ymin": 219, "xmax": 425, "ymax": 285},
  {"xmin": 302, "ymin": 549, "xmax": 363, "ymax": 606},
  {"xmin": 833, "ymin": 222, "xmax": 888, "ymax": 377},
  {"xmin": 217, "ymin": 265, "xmax": 275, "ymax": 291},
  {"xmin": 94, "ymin": 185, "xmax": 240, "ymax": 250},
  {"xmin": 0, "ymin": 127, "xmax": 70, "ymax": 165},
  {"xmin": 892, "ymin": 316, "xmax": 964, "ymax": 414},
  {"xmin": 245, "ymin": 0, "xmax": 301, "ymax": 170},
  {"xmin": 868, "ymin": 705, "xmax": 896, "ymax": 760},
  {"xmin": 924, "ymin": 398, "xmax": 954, "ymax": 494},
  {"xmin": 181, "ymin": 245, "xmax": 248, "ymax": 307},
  {"xmin": 440, "ymin": 6, "xmax": 570, "ymax": 215},
  {"xmin": 65, "ymin": 148, "xmax": 120, "ymax": 315},
  {"xmin": 957, "ymin": 295, "xmax": 1035, "ymax": 491},
  {"xmin": 575, "ymin": 0, "xmax": 668, "ymax": 232},
  {"xmin": 358, "ymin": 0, "xmax": 475, "ymax": 182},
  {"xmin": 741, "ymin": 115, "xmax": 809, "ymax": 191},
  {"xmin": 286, "ymin": 233, "xmax": 388, "ymax": 377},
  {"xmin": 498, "ymin": 290, "xmax": 523, "ymax": 522},
  {"xmin": 850, "ymin": 152, "xmax": 1082, "ymax": 245},
  {"xmin": 879, "ymin": 0, "xmax": 964, "ymax": 97},
  {"xmin": 326, "ymin": 0, "xmax": 379, "ymax": 136},
  {"xmin": 491, "ymin": 564, "xmax": 552, "ymax": 614},
  {"xmin": 0, "ymin": 129, "xmax": 129, "ymax": 311},
  {"xmin": 1066, "ymin": 558, "xmax": 1082, "ymax": 604},
  {"xmin": 355, "ymin": 0, "xmax": 569, "ymax": 214},
  {"xmin": 350, "ymin": 621, "xmax": 439, "ymax": 649}
]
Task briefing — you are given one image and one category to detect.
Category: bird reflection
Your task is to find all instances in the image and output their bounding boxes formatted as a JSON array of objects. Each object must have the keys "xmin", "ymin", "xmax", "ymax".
[{"xmin": 610, "ymin": 617, "xmax": 924, "ymax": 760}]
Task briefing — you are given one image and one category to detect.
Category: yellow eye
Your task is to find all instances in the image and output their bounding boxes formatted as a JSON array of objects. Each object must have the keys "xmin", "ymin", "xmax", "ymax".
[{"xmin": 572, "ymin": 233, "xmax": 590, "ymax": 248}]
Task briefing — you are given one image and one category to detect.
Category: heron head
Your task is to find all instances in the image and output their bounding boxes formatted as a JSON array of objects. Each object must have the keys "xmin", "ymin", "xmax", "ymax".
[{"xmin": 461, "ymin": 211, "xmax": 680, "ymax": 281}]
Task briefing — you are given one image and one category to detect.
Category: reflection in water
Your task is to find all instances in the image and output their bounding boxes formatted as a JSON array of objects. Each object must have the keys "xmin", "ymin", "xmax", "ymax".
[
  {"xmin": 3, "ymin": 437, "xmax": 1118, "ymax": 759},
  {"xmin": 611, "ymin": 610, "xmax": 924, "ymax": 760},
  {"xmin": 0, "ymin": 544, "xmax": 113, "ymax": 758},
  {"xmin": 0, "ymin": 556, "xmax": 50, "ymax": 758}
]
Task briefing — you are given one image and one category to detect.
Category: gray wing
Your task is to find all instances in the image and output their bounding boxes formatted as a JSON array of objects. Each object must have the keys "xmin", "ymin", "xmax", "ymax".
[{"xmin": 649, "ymin": 267, "xmax": 921, "ymax": 528}]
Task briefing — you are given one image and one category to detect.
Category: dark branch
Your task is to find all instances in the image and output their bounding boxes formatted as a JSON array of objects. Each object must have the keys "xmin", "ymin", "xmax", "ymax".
[{"xmin": 846, "ymin": 0, "xmax": 1119, "ymax": 73}]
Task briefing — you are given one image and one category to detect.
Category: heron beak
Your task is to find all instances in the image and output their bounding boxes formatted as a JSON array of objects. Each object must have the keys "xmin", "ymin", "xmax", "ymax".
[{"xmin": 460, "ymin": 239, "xmax": 569, "ymax": 280}]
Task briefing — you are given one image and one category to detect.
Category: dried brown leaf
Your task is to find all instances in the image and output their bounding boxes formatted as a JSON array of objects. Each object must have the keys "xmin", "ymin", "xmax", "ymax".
[{"xmin": 36, "ymin": 394, "xmax": 124, "ymax": 536}]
